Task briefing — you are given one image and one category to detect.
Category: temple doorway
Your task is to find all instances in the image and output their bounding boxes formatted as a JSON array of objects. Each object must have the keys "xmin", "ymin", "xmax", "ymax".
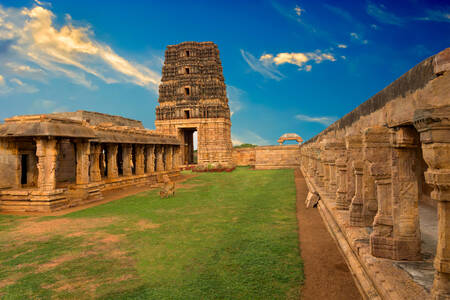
[{"xmin": 181, "ymin": 128, "xmax": 197, "ymax": 165}]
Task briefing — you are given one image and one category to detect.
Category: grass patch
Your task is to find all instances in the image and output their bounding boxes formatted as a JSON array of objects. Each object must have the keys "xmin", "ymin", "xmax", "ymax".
[{"xmin": 0, "ymin": 167, "xmax": 303, "ymax": 299}]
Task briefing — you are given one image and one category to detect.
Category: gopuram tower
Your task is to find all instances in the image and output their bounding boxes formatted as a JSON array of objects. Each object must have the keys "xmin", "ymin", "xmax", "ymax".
[{"xmin": 155, "ymin": 41, "xmax": 233, "ymax": 167}]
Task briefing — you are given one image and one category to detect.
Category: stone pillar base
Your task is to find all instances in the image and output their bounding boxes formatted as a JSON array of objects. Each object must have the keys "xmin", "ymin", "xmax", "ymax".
[{"xmin": 350, "ymin": 203, "xmax": 364, "ymax": 226}]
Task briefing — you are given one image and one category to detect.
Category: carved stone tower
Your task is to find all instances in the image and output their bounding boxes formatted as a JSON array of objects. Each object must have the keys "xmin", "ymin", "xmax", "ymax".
[{"xmin": 155, "ymin": 41, "xmax": 233, "ymax": 167}]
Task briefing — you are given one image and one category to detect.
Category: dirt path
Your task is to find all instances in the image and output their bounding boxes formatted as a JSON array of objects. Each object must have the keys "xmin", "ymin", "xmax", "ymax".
[
  {"xmin": 295, "ymin": 169, "xmax": 361, "ymax": 300},
  {"xmin": 1, "ymin": 173, "xmax": 197, "ymax": 217}
]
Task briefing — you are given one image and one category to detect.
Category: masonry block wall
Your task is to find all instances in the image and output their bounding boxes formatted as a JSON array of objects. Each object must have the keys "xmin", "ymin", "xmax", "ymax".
[{"xmin": 233, "ymin": 145, "xmax": 300, "ymax": 169}]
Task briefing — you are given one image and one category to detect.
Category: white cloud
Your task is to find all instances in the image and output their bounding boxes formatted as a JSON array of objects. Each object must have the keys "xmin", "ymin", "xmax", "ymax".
[
  {"xmin": 350, "ymin": 32, "xmax": 359, "ymax": 39},
  {"xmin": 232, "ymin": 130, "xmax": 269, "ymax": 146},
  {"xmin": 0, "ymin": 75, "xmax": 4, "ymax": 85},
  {"xmin": 337, "ymin": 44, "xmax": 347, "ymax": 48},
  {"xmin": 304, "ymin": 65, "xmax": 312, "ymax": 72},
  {"xmin": 341, "ymin": 55, "xmax": 346, "ymax": 60},
  {"xmin": 31, "ymin": 99, "xmax": 68, "ymax": 113},
  {"xmin": 366, "ymin": 2, "xmax": 404, "ymax": 26},
  {"xmin": 295, "ymin": 114, "xmax": 337, "ymax": 126},
  {"xmin": 0, "ymin": 3, "xmax": 161, "ymax": 91},
  {"xmin": 370, "ymin": 24, "xmax": 378, "ymax": 30},
  {"xmin": 294, "ymin": 5, "xmax": 304, "ymax": 17},
  {"xmin": 260, "ymin": 50, "xmax": 336, "ymax": 70},
  {"xmin": 240, "ymin": 49, "xmax": 284, "ymax": 81}
]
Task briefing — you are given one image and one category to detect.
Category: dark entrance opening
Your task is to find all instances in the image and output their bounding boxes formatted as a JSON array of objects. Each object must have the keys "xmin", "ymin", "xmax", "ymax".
[
  {"xmin": 117, "ymin": 144, "xmax": 123, "ymax": 176},
  {"xmin": 181, "ymin": 128, "xmax": 197, "ymax": 165},
  {"xmin": 184, "ymin": 110, "xmax": 190, "ymax": 119},
  {"xmin": 21, "ymin": 154, "xmax": 28, "ymax": 185}
]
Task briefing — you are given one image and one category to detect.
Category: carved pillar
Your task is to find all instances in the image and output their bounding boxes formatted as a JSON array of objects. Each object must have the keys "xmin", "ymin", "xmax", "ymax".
[
  {"xmin": 122, "ymin": 144, "xmax": 132, "ymax": 176},
  {"xmin": 414, "ymin": 107, "xmax": 450, "ymax": 299},
  {"xmin": 135, "ymin": 145, "xmax": 145, "ymax": 175},
  {"xmin": 336, "ymin": 157, "xmax": 348, "ymax": 210},
  {"xmin": 90, "ymin": 144, "xmax": 102, "ymax": 182},
  {"xmin": 317, "ymin": 150, "xmax": 325, "ymax": 188},
  {"xmin": 145, "ymin": 145, "xmax": 155, "ymax": 173},
  {"xmin": 369, "ymin": 137, "xmax": 394, "ymax": 259},
  {"xmin": 391, "ymin": 127, "xmax": 421, "ymax": 260},
  {"xmin": 36, "ymin": 138, "xmax": 58, "ymax": 191},
  {"xmin": 362, "ymin": 127, "xmax": 390, "ymax": 227},
  {"xmin": 75, "ymin": 140, "xmax": 90, "ymax": 185},
  {"xmin": 173, "ymin": 146, "xmax": 180, "ymax": 169},
  {"xmin": 345, "ymin": 134, "xmax": 362, "ymax": 211},
  {"xmin": 106, "ymin": 144, "xmax": 118, "ymax": 179},
  {"xmin": 350, "ymin": 160, "xmax": 364, "ymax": 226},
  {"xmin": 165, "ymin": 146, "xmax": 173, "ymax": 171},
  {"xmin": 156, "ymin": 145, "xmax": 164, "ymax": 172}
]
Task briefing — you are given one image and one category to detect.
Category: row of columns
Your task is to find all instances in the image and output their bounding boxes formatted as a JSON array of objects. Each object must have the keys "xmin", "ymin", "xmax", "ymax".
[
  {"xmin": 35, "ymin": 139, "xmax": 181, "ymax": 190},
  {"xmin": 299, "ymin": 107, "xmax": 450, "ymax": 299}
]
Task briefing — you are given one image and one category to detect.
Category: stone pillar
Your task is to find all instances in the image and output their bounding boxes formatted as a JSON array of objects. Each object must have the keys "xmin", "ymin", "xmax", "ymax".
[
  {"xmin": 173, "ymin": 146, "xmax": 180, "ymax": 169},
  {"xmin": 165, "ymin": 146, "xmax": 173, "ymax": 171},
  {"xmin": 414, "ymin": 107, "xmax": 450, "ymax": 299},
  {"xmin": 75, "ymin": 140, "xmax": 90, "ymax": 185},
  {"xmin": 106, "ymin": 144, "xmax": 118, "ymax": 179},
  {"xmin": 362, "ymin": 127, "xmax": 390, "ymax": 227},
  {"xmin": 122, "ymin": 144, "xmax": 132, "ymax": 176},
  {"xmin": 145, "ymin": 145, "xmax": 155, "ymax": 173},
  {"xmin": 350, "ymin": 160, "xmax": 364, "ymax": 226},
  {"xmin": 90, "ymin": 144, "xmax": 102, "ymax": 182},
  {"xmin": 391, "ymin": 126, "xmax": 421, "ymax": 260},
  {"xmin": 36, "ymin": 138, "xmax": 58, "ymax": 191},
  {"xmin": 156, "ymin": 145, "xmax": 164, "ymax": 172},
  {"xmin": 345, "ymin": 134, "xmax": 362, "ymax": 211},
  {"xmin": 135, "ymin": 145, "xmax": 145, "ymax": 175},
  {"xmin": 336, "ymin": 157, "xmax": 348, "ymax": 210},
  {"xmin": 317, "ymin": 151, "xmax": 325, "ymax": 188},
  {"xmin": 369, "ymin": 139, "xmax": 394, "ymax": 259}
]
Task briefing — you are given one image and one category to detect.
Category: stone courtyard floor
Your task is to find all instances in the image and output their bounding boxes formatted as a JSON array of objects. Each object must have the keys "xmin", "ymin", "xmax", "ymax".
[{"xmin": 0, "ymin": 168, "xmax": 305, "ymax": 299}]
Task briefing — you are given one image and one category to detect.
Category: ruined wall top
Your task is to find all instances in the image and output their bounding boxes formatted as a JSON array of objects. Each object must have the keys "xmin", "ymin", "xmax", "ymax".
[{"xmin": 156, "ymin": 41, "xmax": 230, "ymax": 121}]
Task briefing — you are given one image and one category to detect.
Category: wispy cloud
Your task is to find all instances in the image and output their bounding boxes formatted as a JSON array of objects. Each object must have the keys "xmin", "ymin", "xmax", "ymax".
[
  {"xmin": 227, "ymin": 86, "xmax": 246, "ymax": 117},
  {"xmin": 0, "ymin": 3, "xmax": 161, "ymax": 92},
  {"xmin": 350, "ymin": 32, "xmax": 368, "ymax": 44},
  {"xmin": 416, "ymin": 9, "xmax": 450, "ymax": 23},
  {"xmin": 323, "ymin": 4, "xmax": 354, "ymax": 23},
  {"xmin": 295, "ymin": 114, "xmax": 337, "ymax": 126},
  {"xmin": 232, "ymin": 130, "xmax": 269, "ymax": 146},
  {"xmin": 31, "ymin": 99, "xmax": 68, "ymax": 114},
  {"xmin": 366, "ymin": 2, "xmax": 404, "ymax": 26},
  {"xmin": 240, "ymin": 49, "xmax": 284, "ymax": 80},
  {"xmin": 259, "ymin": 50, "xmax": 336, "ymax": 72},
  {"xmin": 337, "ymin": 44, "xmax": 347, "ymax": 48}
]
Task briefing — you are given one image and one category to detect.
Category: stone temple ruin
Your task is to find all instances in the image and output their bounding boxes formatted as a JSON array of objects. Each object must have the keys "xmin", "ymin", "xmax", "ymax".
[
  {"xmin": 0, "ymin": 41, "xmax": 449, "ymax": 299},
  {"xmin": 155, "ymin": 41, "xmax": 233, "ymax": 167}
]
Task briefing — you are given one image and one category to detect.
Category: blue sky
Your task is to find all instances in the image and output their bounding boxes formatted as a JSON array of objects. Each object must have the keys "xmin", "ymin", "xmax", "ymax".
[{"xmin": 0, "ymin": 0, "xmax": 448, "ymax": 145}]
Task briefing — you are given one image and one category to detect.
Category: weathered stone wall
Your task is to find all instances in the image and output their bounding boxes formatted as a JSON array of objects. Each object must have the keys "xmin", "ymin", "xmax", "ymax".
[
  {"xmin": 56, "ymin": 139, "xmax": 76, "ymax": 184},
  {"xmin": 0, "ymin": 140, "xmax": 19, "ymax": 189},
  {"xmin": 232, "ymin": 145, "xmax": 299, "ymax": 169},
  {"xmin": 299, "ymin": 48, "xmax": 450, "ymax": 299}
]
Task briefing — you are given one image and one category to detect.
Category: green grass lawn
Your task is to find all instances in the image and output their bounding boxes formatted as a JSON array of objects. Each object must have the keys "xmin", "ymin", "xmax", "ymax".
[{"xmin": 0, "ymin": 167, "xmax": 303, "ymax": 299}]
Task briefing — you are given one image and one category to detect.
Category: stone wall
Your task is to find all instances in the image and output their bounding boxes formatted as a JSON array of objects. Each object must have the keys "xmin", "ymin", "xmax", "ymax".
[
  {"xmin": 299, "ymin": 48, "xmax": 450, "ymax": 299},
  {"xmin": 0, "ymin": 140, "xmax": 19, "ymax": 189},
  {"xmin": 232, "ymin": 145, "xmax": 299, "ymax": 169},
  {"xmin": 52, "ymin": 110, "xmax": 144, "ymax": 127}
]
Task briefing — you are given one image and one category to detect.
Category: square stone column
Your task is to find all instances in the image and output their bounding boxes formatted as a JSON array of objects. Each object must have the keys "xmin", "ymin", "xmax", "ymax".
[
  {"xmin": 369, "ymin": 144, "xmax": 394, "ymax": 259},
  {"xmin": 362, "ymin": 127, "xmax": 390, "ymax": 227},
  {"xmin": 145, "ymin": 145, "xmax": 155, "ymax": 173},
  {"xmin": 414, "ymin": 107, "xmax": 450, "ymax": 299},
  {"xmin": 90, "ymin": 144, "xmax": 102, "ymax": 182},
  {"xmin": 172, "ymin": 146, "xmax": 181, "ymax": 169},
  {"xmin": 390, "ymin": 127, "xmax": 421, "ymax": 260},
  {"xmin": 106, "ymin": 144, "xmax": 118, "ymax": 179},
  {"xmin": 135, "ymin": 145, "xmax": 145, "ymax": 175},
  {"xmin": 122, "ymin": 144, "xmax": 132, "ymax": 176},
  {"xmin": 75, "ymin": 140, "xmax": 90, "ymax": 185},
  {"xmin": 345, "ymin": 134, "xmax": 362, "ymax": 211},
  {"xmin": 36, "ymin": 138, "xmax": 58, "ymax": 191},
  {"xmin": 336, "ymin": 157, "xmax": 348, "ymax": 210},
  {"xmin": 350, "ymin": 160, "xmax": 365, "ymax": 226},
  {"xmin": 165, "ymin": 146, "xmax": 173, "ymax": 171},
  {"xmin": 156, "ymin": 145, "xmax": 164, "ymax": 172}
]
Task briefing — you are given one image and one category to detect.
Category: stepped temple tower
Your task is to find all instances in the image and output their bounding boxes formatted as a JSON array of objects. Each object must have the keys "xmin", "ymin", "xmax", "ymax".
[{"xmin": 155, "ymin": 41, "xmax": 233, "ymax": 167}]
